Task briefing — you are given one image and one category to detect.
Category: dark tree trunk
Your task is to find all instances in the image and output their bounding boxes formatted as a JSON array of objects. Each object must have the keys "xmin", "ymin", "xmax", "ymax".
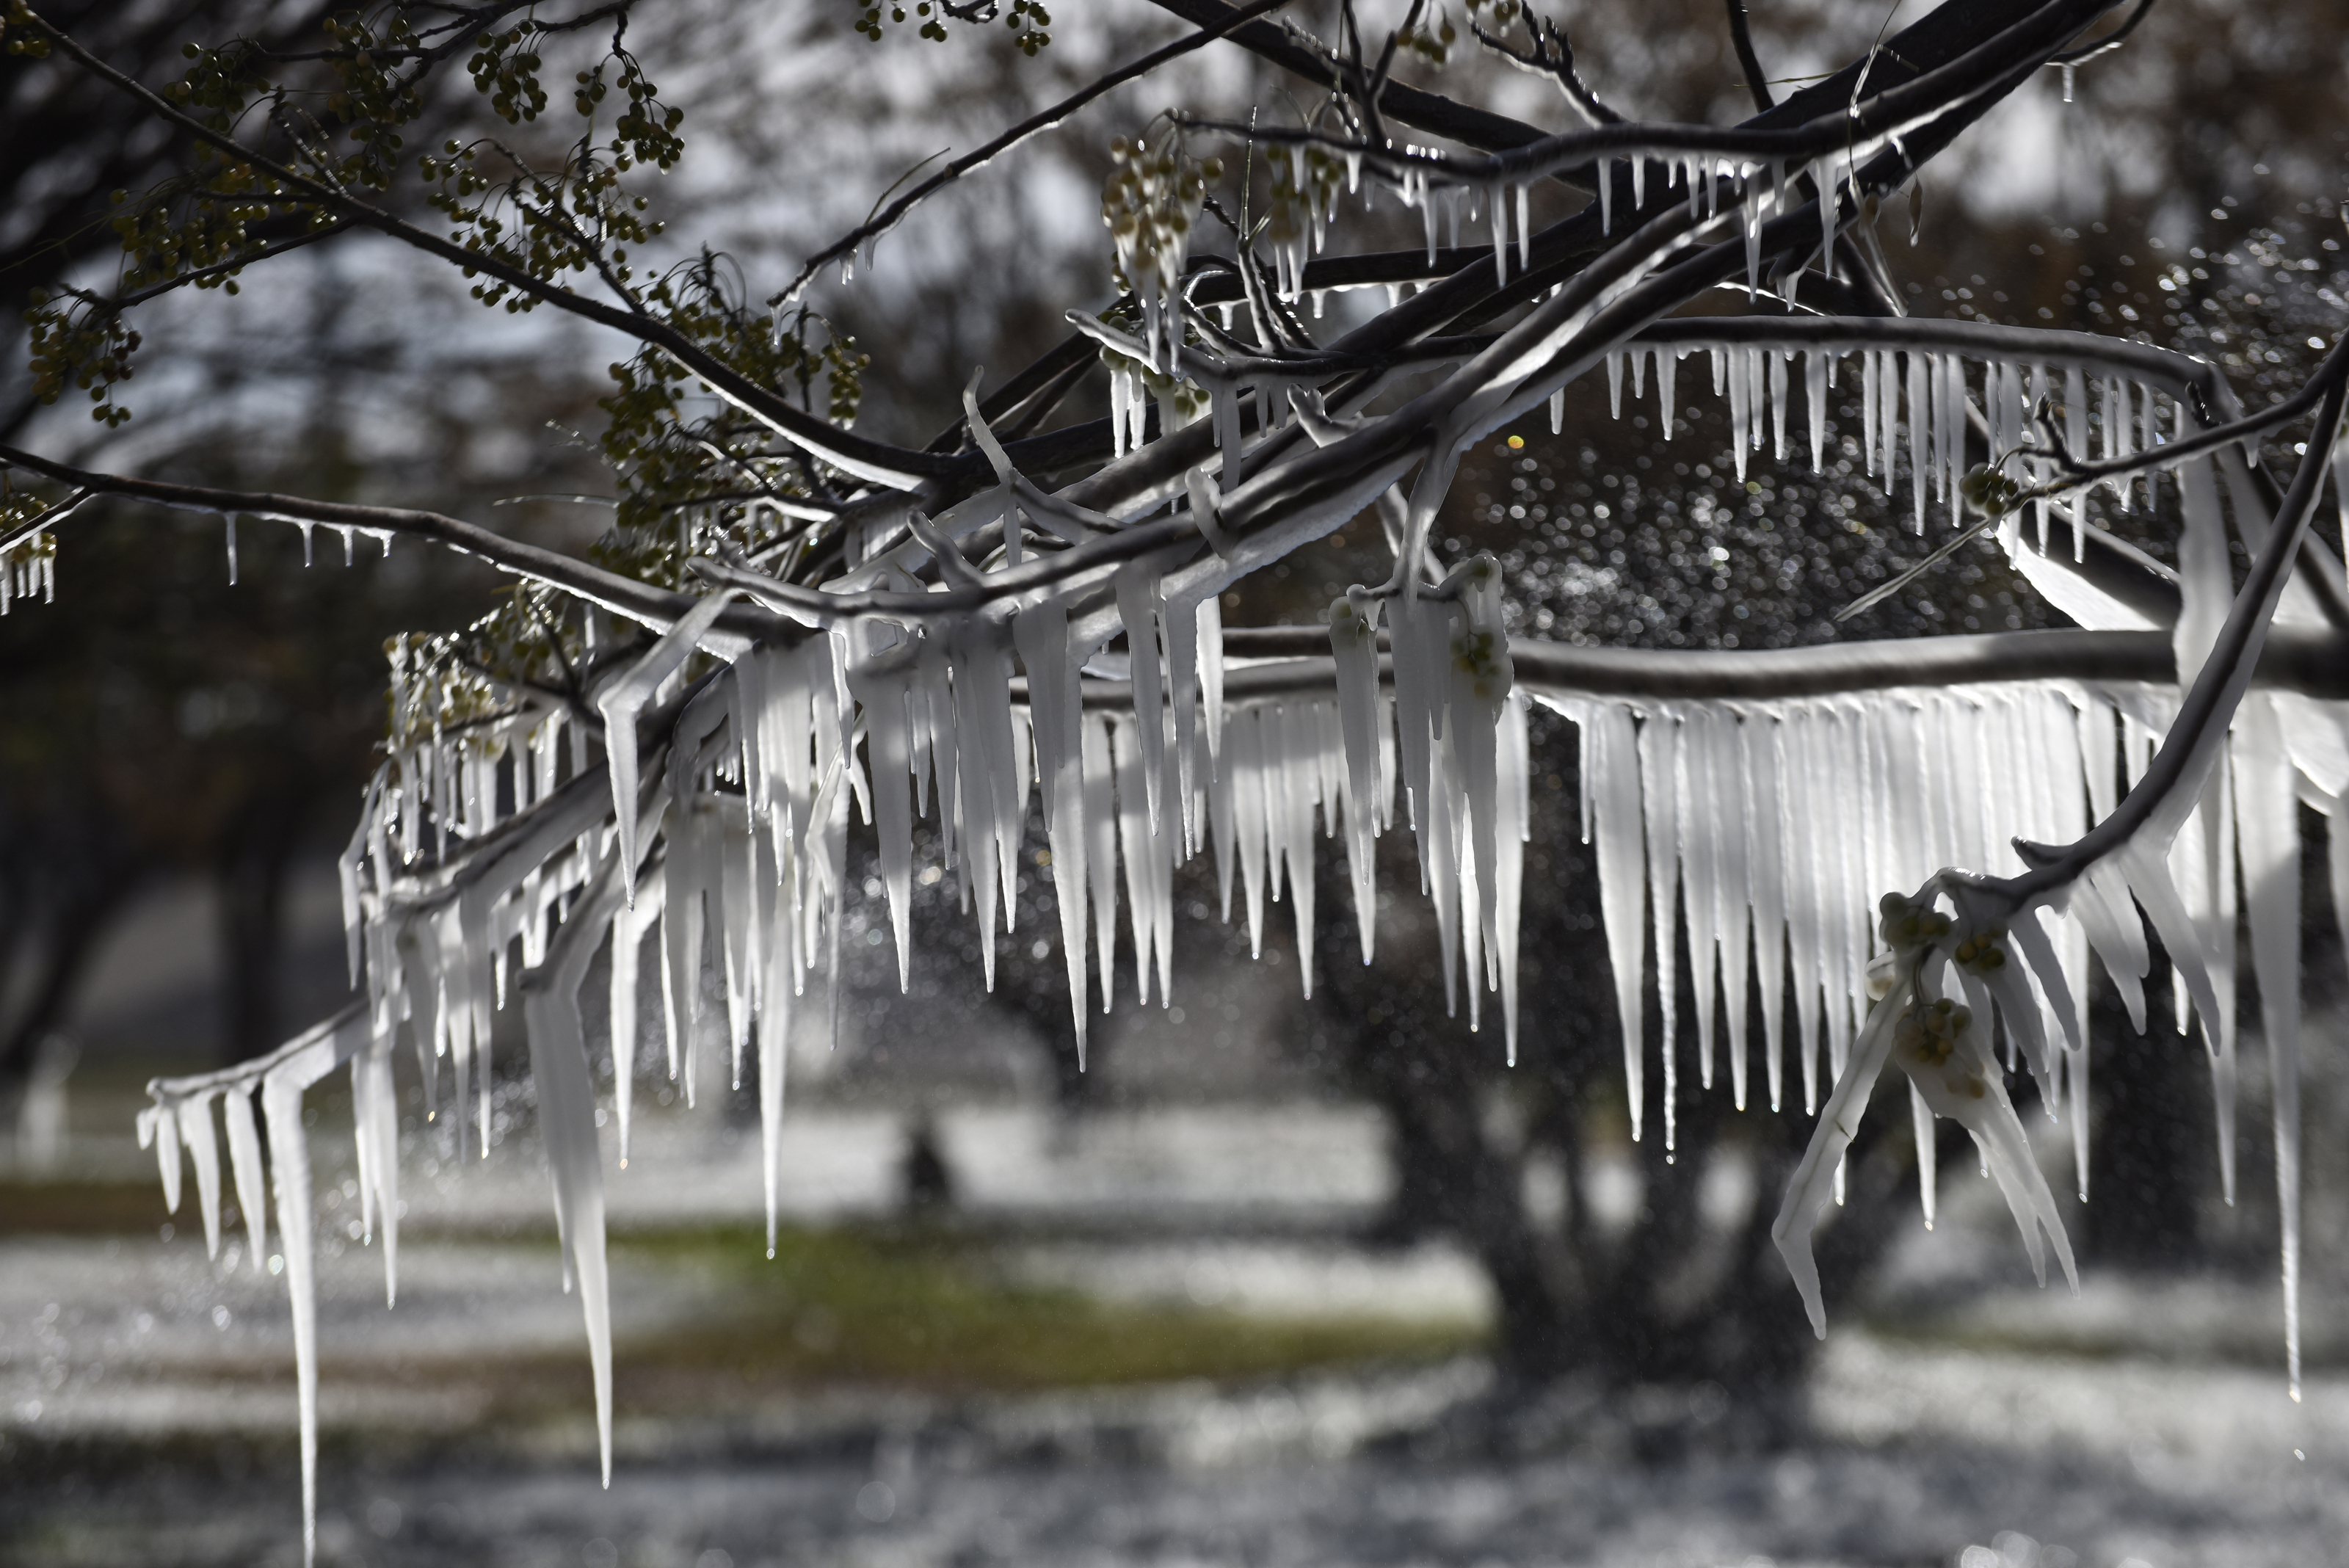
[
  {"xmin": 2083, "ymin": 970, "xmax": 2210, "ymax": 1267},
  {"xmin": 0, "ymin": 869, "xmax": 135, "ymax": 1093},
  {"xmin": 217, "ymin": 785, "xmax": 308, "ymax": 1063},
  {"xmin": 1313, "ymin": 721, "xmax": 1930, "ymax": 1416}
]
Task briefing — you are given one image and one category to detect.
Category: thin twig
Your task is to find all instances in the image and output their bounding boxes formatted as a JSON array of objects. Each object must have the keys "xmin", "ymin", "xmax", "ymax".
[{"xmin": 769, "ymin": 0, "xmax": 1292, "ymax": 312}]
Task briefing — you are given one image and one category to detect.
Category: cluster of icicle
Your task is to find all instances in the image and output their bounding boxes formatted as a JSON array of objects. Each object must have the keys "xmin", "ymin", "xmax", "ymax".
[
  {"xmin": 1575, "ymin": 321, "xmax": 2347, "ymax": 1395},
  {"xmin": 133, "ymin": 305, "xmax": 2348, "ymax": 1566},
  {"xmin": 1591, "ymin": 333, "xmax": 2207, "ymax": 541},
  {"xmin": 137, "ymin": 545, "xmax": 1539, "ymax": 1561},
  {"xmin": 0, "ymin": 527, "xmax": 53, "ymax": 612},
  {"xmin": 1560, "ymin": 681, "xmax": 2349, "ymax": 1358},
  {"xmin": 1380, "ymin": 144, "xmax": 1859, "ymax": 301}
]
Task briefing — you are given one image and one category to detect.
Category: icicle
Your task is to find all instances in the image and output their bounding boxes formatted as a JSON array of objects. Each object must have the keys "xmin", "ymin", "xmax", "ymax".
[
  {"xmin": 222, "ymin": 1086, "xmax": 267, "ymax": 1269},
  {"xmin": 1114, "ymin": 714, "xmax": 1169, "ymax": 997},
  {"xmin": 1907, "ymin": 352, "xmax": 1931, "ymax": 532},
  {"xmin": 1598, "ymin": 159, "xmax": 1613, "ymax": 235},
  {"xmin": 1678, "ymin": 708, "xmax": 1721, "ymax": 1092},
  {"xmin": 849, "ymin": 658, "xmax": 918, "ymax": 991},
  {"xmin": 1742, "ymin": 164, "xmax": 1763, "ymax": 298},
  {"xmin": 257, "ymin": 1008, "xmax": 370, "ymax": 1567},
  {"xmin": 1495, "ymin": 694, "xmax": 1528, "ymax": 1059},
  {"xmin": 1911, "ymin": 1081, "xmax": 1937, "ymax": 1229},
  {"xmin": 1116, "ymin": 565, "xmax": 1169, "ymax": 834},
  {"xmin": 1875, "ymin": 351, "xmax": 1898, "ymax": 482},
  {"xmin": 1331, "ymin": 592, "xmax": 1384, "ymax": 963},
  {"xmin": 1014, "ymin": 595, "xmax": 1093, "ymax": 1057},
  {"xmin": 1516, "ymin": 181, "xmax": 1532, "ymax": 274},
  {"xmin": 1082, "ymin": 715, "xmax": 1121, "ymax": 1004},
  {"xmin": 1860, "ymin": 352, "xmax": 1879, "ymax": 473},
  {"xmin": 1747, "ymin": 347, "xmax": 1767, "ymax": 462},
  {"xmin": 609, "ymin": 896, "xmax": 642, "ymax": 1166},
  {"xmin": 1769, "ymin": 349, "xmax": 1790, "ymax": 464},
  {"xmin": 1743, "ymin": 715, "xmax": 1788, "ymax": 1112},
  {"xmin": 225, "ymin": 516, "xmax": 239, "ymax": 585},
  {"xmin": 598, "ymin": 591, "xmax": 741, "ymax": 900},
  {"xmin": 1711, "ymin": 710, "xmax": 1753, "ymax": 1110},
  {"xmin": 1638, "ymin": 709, "xmax": 1681, "ymax": 1150},
  {"xmin": 1550, "ymin": 387, "xmax": 1565, "ymax": 435},
  {"xmin": 757, "ymin": 902, "xmax": 793, "ymax": 1257},
  {"xmin": 2030, "ymin": 364, "xmax": 2054, "ymax": 550},
  {"xmin": 1197, "ymin": 594, "xmax": 1227, "ymax": 766},
  {"xmin": 2235, "ymin": 697, "xmax": 2305, "ymax": 1399},
  {"xmin": 1728, "ymin": 349, "xmax": 1753, "ymax": 482},
  {"xmin": 1608, "ymin": 352, "xmax": 1625, "ymax": 420},
  {"xmin": 1942, "ymin": 355, "xmax": 1967, "ymax": 526},
  {"xmin": 1805, "ymin": 351, "xmax": 1829, "ymax": 473},
  {"xmin": 1586, "ymin": 703, "xmax": 1649, "ymax": 1138},
  {"xmin": 175, "ymin": 1093, "xmax": 224, "ymax": 1260},
  {"xmin": 2100, "ymin": 377, "xmax": 2128, "ymax": 504},
  {"xmin": 519, "ymin": 882, "xmax": 616, "ymax": 1491},
  {"xmin": 350, "ymin": 1032, "xmax": 399, "ymax": 1305},
  {"xmin": 2063, "ymin": 366, "xmax": 2090, "ymax": 506}
]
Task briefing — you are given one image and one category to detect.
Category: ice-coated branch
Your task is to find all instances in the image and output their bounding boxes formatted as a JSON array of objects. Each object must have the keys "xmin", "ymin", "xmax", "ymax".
[
  {"xmin": 0, "ymin": 442, "xmax": 777, "ymax": 637},
  {"xmin": 2003, "ymin": 380, "xmax": 2349, "ymax": 904},
  {"xmin": 1183, "ymin": 0, "xmax": 2116, "ymax": 193},
  {"xmin": 1199, "ymin": 625, "xmax": 2349, "ymax": 703}
]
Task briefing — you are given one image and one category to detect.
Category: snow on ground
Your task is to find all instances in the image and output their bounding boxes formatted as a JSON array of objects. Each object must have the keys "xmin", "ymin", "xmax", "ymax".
[{"xmin": 5, "ymin": 1100, "xmax": 2342, "ymax": 1566}]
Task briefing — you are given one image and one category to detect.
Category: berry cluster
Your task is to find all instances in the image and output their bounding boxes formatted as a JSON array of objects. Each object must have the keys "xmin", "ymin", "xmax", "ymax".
[
  {"xmin": 1877, "ymin": 890, "xmax": 1952, "ymax": 952},
  {"xmin": 1894, "ymin": 996, "xmax": 1976, "ymax": 1077},
  {"xmin": 1959, "ymin": 463, "xmax": 2026, "ymax": 518},
  {"xmin": 1101, "ymin": 131, "xmax": 1219, "ymax": 303}
]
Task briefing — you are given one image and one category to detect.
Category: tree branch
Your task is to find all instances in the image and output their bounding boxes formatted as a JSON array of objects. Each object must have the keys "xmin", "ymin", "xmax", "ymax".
[
  {"xmin": 1725, "ymin": 0, "xmax": 1776, "ymax": 112},
  {"xmin": 0, "ymin": 441, "xmax": 785, "ymax": 638},
  {"xmin": 20, "ymin": 7, "xmax": 970, "ymax": 489}
]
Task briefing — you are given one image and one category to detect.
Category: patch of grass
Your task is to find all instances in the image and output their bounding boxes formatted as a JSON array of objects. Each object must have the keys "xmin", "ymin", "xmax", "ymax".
[{"xmin": 611, "ymin": 1223, "xmax": 1482, "ymax": 1399}]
